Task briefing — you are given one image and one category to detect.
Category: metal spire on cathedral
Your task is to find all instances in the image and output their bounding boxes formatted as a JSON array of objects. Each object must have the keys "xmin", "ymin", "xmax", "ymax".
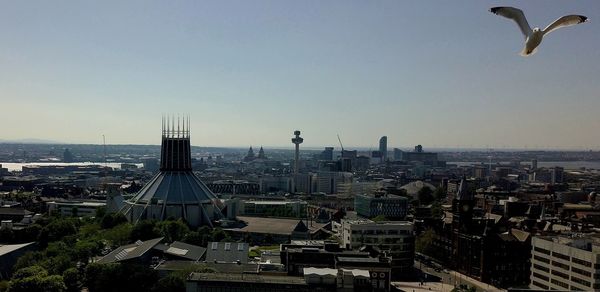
[
  {"xmin": 160, "ymin": 114, "xmax": 192, "ymax": 171},
  {"xmin": 162, "ymin": 114, "xmax": 190, "ymax": 138}
]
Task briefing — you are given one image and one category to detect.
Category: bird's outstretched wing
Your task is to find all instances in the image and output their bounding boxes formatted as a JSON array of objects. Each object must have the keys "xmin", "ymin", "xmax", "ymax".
[
  {"xmin": 490, "ymin": 7, "xmax": 532, "ymax": 39},
  {"xmin": 543, "ymin": 15, "xmax": 588, "ymax": 35}
]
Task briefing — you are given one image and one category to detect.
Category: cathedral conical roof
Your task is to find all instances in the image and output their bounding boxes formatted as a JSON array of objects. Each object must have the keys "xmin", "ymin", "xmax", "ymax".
[
  {"xmin": 129, "ymin": 171, "xmax": 218, "ymax": 204},
  {"xmin": 121, "ymin": 116, "xmax": 222, "ymax": 227}
]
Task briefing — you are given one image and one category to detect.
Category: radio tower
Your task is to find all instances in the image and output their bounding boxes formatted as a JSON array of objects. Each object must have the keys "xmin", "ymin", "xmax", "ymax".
[{"xmin": 291, "ymin": 130, "xmax": 303, "ymax": 175}]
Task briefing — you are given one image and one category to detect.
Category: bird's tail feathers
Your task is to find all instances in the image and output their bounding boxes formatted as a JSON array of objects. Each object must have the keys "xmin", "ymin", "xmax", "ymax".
[{"xmin": 520, "ymin": 47, "xmax": 537, "ymax": 57}]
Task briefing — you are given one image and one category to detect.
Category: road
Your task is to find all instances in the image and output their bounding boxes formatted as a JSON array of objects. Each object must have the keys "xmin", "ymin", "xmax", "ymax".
[{"xmin": 413, "ymin": 260, "xmax": 504, "ymax": 292}]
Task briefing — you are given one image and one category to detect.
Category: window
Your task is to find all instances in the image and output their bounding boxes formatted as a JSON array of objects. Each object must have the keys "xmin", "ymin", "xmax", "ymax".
[
  {"xmin": 224, "ymin": 243, "xmax": 231, "ymax": 251},
  {"xmin": 211, "ymin": 242, "xmax": 218, "ymax": 250},
  {"xmin": 237, "ymin": 243, "xmax": 245, "ymax": 251},
  {"xmin": 534, "ymin": 246, "xmax": 551, "ymax": 255},
  {"xmin": 552, "ymin": 260, "xmax": 570, "ymax": 270}
]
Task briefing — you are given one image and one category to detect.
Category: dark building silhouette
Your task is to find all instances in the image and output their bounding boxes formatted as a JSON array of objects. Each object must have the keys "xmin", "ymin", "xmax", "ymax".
[
  {"xmin": 257, "ymin": 146, "xmax": 267, "ymax": 159},
  {"xmin": 379, "ymin": 136, "xmax": 387, "ymax": 161},
  {"xmin": 63, "ymin": 148, "xmax": 74, "ymax": 162},
  {"xmin": 431, "ymin": 179, "xmax": 531, "ymax": 288}
]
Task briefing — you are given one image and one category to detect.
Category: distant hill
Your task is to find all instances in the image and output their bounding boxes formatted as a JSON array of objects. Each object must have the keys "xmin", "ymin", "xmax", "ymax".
[{"xmin": 0, "ymin": 138, "xmax": 63, "ymax": 144}]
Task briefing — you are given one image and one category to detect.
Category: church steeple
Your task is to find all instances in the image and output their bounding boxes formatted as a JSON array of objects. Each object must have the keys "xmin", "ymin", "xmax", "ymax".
[
  {"xmin": 452, "ymin": 179, "xmax": 474, "ymax": 231},
  {"xmin": 258, "ymin": 146, "xmax": 266, "ymax": 159},
  {"xmin": 244, "ymin": 146, "xmax": 256, "ymax": 162}
]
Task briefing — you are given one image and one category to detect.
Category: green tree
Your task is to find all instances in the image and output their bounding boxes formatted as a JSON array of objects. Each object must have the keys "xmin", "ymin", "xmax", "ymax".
[
  {"xmin": 9, "ymin": 266, "xmax": 66, "ymax": 292},
  {"xmin": 84, "ymin": 263, "xmax": 158, "ymax": 292},
  {"xmin": 182, "ymin": 231, "xmax": 206, "ymax": 246},
  {"xmin": 38, "ymin": 218, "xmax": 77, "ymax": 246},
  {"xmin": 155, "ymin": 219, "xmax": 189, "ymax": 242},
  {"xmin": 0, "ymin": 280, "xmax": 9, "ymax": 292},
  {"xmin": 0, "ymin": 227, "xmax": 15, "ymax": 243},
  {"xmin": 415, "ymin": 229, "xmax": 436, "ymax": 257},
  {"xmin": 102, "ymin": 223, "xmax": 133, "ymax": 247},
  {"xmin": 12, "ymin": 266, "xmax": 47, "ymax": 280},
  {"xmin": 62, "ymin": 268, "xmax": 80, "ymax": 292},
  {"xmin": 434, "ymin": 187, "xmax": 447, "ymax": 201},
  {"xmin": 13, "ymin": 252, "xmax": 44, "ymax": 272},
  {"xmin": 71, "ymin": 207, "xmax": 78, "ymax": 217},
  {"xmin": 418, "ymin": 186, "xmax": 434, "ymax": 205},
  {"xmin": 100, "ymin": 213, "xmax": 128, "ymax": 229},
  {"xmin": 210, "ymin": 228, "xmax": 231, "ymax": 242},
  {"xmin": 95, "ymin": 207, "xmax": 107, "ymax": 220},
  {"xmin": 19, "ymin": 224, "xmax": 42, "ymax": 242},
  {"xmin": 150, "ymin": 275, "xmax": 184, "ymax": 292},
  {"xmin": 130, "ymin": 220, "xmax": 159, "ymax": 241},
  {"xmin": 75, "ymin": 240, "xmax": 100, "ymax": 264},
  {"xmin": 430, "ymin": 201, "xmax": 443, "ymax": 219}
]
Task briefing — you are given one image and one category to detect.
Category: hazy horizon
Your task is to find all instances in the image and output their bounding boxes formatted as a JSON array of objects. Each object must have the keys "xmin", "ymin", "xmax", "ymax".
[{"xmin": 2, "ymin": 1, "xmax": 599, "ymax": 149}]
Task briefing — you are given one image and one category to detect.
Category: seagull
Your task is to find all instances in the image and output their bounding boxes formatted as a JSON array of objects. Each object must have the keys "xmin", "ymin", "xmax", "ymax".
[{"xmin": 490, "ymin": 7, "xmax": 588, "ymax": 56}]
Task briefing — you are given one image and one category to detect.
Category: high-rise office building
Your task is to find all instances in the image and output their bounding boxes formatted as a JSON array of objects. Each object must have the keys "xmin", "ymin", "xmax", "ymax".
[
  {"xmin": 379, "ymin": 136, "xmax": 387, "ymax": 161},
  {"xmin": 393, "ymin": 148, "xmax": 403, "ymax": 161},
  {"xmin": 319, "ymin": 147, "xmax": 334, "ymax": 161},
  {"xmin": 63, "ymin": 148, "xmax": 74, "ymax": 163}
]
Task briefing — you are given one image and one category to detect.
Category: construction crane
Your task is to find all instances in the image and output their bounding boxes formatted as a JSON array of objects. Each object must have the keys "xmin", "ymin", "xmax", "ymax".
[{"xmin": 337, "ymin": 134, "xmax": 344, "ymax": 152}]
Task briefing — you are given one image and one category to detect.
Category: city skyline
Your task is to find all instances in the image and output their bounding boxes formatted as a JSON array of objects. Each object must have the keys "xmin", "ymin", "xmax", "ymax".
[{"xmin": 2, "ymin": 1, "xmax": 600, "ymax": 149}]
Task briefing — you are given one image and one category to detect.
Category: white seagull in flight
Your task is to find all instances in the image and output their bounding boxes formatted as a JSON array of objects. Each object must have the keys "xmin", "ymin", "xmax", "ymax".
[{"xmin": 490, "ymin": 7, "xmax": 588, "ymax": 56}]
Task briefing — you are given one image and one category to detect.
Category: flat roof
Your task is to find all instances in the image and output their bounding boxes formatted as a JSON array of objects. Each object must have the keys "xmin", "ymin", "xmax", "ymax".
[
  {"xmin": 337, "ymin": 257, "xmax": 380, "ymax": 263},
  {"xmin": 303, "ymin": 267, "xmax": 338, "ymax": 276},
  {"xmin": 245, "ymin": 201, "xmax": 305, "ymax": 205},
  {"xmin": 225, "ymin": 216, "xmax": 325, "ymax": 235},
  {"xmin": 188, "ymin": 272, "xmax": 307, "ymax": 285},
  {"xmin": 48, "ymin": 201, "xmax": 106, "ymax": 207}
]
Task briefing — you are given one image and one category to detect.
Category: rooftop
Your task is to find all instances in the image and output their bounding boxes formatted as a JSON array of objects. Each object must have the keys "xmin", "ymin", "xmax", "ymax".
[
  {"xmin": 225, "ymin": 216, "xmax": 325, "ymax": 235},
  {"xmin": 97, "ymin": 237, "xmax": 163, "ymax": 263},
  {"xmin": 188, "ymin": 272, "xmax": 307, "ymax": 285},
  {"xmin": 0, "ymin": 242, "xmax": 35, "ymax": 256},
  {"xmin": 536, "ymin": 234, "xmax": 600, "ymax": 252}
]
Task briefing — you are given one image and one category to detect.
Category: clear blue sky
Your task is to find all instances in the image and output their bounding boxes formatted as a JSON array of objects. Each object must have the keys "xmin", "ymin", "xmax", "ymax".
[{"xmin": 1, "ymin": 1, "xmax": 599, "ymax": 149}]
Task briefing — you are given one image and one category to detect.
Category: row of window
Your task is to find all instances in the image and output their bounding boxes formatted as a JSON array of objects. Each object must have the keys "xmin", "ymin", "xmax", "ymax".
[
  {"xmin": 572, "ymin": 257, "xmax": 592, "ymax": 267},
  {"xmin": 571, "ymin": 276, "xmax": 591, "ymax": 288},
  {"xmin": 552, "ymin": 251, "xmax": 570, "ymax": 261},
  {"xmin": 534, "ymin": 246, "xmax": 551, "ymax": 255},
  {"xmin": 551, "ymin": 278, "xmax": 569, "ymax": 289},
  {"xmin": 572, "ymin": 266, "xmax": 591, "ymax": 277},
  {"xmin": 551, "ymin": 269, "xmax": 569, "ymax": 280},
  {"xmin": 532, "ymin": 280, "xmax": 549, "ymax": 290},
  {"xmin": 351, "ymin": 230, "xmax": 411, "ymax": 235},
  {"xmin": 532, "ymin": 272, "xmax": 549, "ymax": 282},
  {"xmin": 533, "ymin": 263, "xmax": 549, "ymax": 273},
  {"xmin": 533, "ymin": 254, "xmax": 550, "ymax": 264}
]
